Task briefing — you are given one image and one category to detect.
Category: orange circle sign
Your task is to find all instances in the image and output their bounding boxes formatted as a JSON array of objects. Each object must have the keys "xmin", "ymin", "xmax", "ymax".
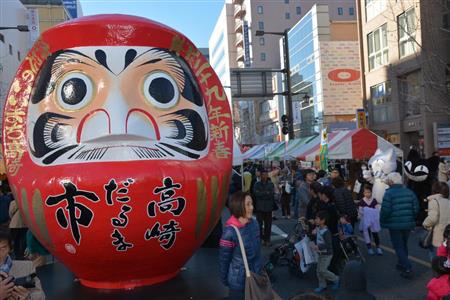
[{"xmin": 328, "ymin": 69, "xmax": 360, "ymax": 82}]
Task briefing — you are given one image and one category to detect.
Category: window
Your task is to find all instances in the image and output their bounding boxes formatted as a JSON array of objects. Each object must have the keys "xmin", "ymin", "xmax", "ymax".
[
  {"xmin": 398, "ymin": 8, "xmax": 416, "ymax": 58},
  {"xmin": 285, "ymin": 12, "xmax": 290, "ymax": 19},
  {"xmin": 370, "ymin": 81, "xmax": 393, "ymax": 123},
  {"xmin": 259, "ymin": 37, "xmax": 265, "ymax": 46},
  {"xmin": 261, "ymin": 52, "xmax": 266, "ymax": 61},
  {"xmin": 338, "ymin": 7, "xmax": 344, "ymax": 15},
  {"xmin": 296, "ymin": 6, "xmax": 301, "ymax": 15},
  {"xmin": 399, "ymin": 71, "xmax": 421, "ymax": 117},
  {"xmin": 8, "ymin": 44, "xmax": 12, "ymax": 55},
  {"xmin": 367, "ymin": 24, "xmax": 388, "ymax": 70},
  {"xmin": 258, "ymin": 21, "xmax": 264, "ymax": 30},
  {"xmin": 17, "ymin": 51, "xmax": 21, "ymax": 61},
  {"xmin": 257, "ymin": 5, "xmax": 263, "ymax": 14},
  {"xmin": 0, "ymin": 33, "xmax": 4, "ymax": 43},
  {"xmin": 365, "ymin": 0, "xmax": 387, "ymax": 21},
  {"xmin": 284, "ymin": 0, "xmax": 289, "ymax": 4},
  {"xmin": 349, "ymin": 7, "xmax": 355, "ymax": 16}
]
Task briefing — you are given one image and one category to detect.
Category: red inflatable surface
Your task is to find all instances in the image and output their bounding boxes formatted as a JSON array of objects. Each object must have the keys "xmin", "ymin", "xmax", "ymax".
[{"xmin": 2, "ymin": 15, "xmax": 232, "ymax": 289}]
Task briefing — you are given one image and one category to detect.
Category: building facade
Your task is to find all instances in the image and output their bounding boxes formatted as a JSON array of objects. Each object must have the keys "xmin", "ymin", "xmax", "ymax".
[
  {"xmin": 357, "ymin": 0, "xmax": 450, "ymax": 157},
  {"xmin": 210, "ymin": 0, "xmax": 357, "ymax": 144},
  {"xmin": 280, "ymin": 4, "xmax": 361, "ymax": 138},
  {"xmin": 0, "ymin": 0, "xmax": 30, "ymax": 125}
]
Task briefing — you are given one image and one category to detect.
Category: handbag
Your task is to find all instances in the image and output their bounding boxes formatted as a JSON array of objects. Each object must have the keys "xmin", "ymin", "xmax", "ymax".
[
  {"xmin": 231, "ymin": 225, "xmax": 282, "ymax": 300},
  {"xmin": 419, "ymin": 199, "xmax": 440, "ymax": 249}
]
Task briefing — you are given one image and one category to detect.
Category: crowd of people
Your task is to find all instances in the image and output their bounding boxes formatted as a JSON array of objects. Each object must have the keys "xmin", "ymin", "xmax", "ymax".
[
  {"xmin": 220, "ymin": 162, "xmax": 450, "ymax": 300},
  {"xmin": 0, "ymin": 181, "xmax": 46, "ymax": 300}
]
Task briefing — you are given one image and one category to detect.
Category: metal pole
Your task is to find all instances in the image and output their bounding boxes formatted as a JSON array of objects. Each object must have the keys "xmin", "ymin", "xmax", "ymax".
[{"xmin": 283, "ymin": 29, "xmax": 294, "ymax": 140}]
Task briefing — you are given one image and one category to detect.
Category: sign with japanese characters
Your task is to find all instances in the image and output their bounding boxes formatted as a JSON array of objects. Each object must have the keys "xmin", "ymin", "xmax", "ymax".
[{"xmin": 2, "ymin": 15, "xmax": 232, "ymax": 289}]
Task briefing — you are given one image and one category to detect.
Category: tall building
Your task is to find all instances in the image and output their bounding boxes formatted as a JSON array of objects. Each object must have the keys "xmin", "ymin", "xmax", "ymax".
[
  {"xmin": 20, "ymin": 0, "xmax": 83, "ymax": 49},
  {"xmin": 283, "ymin": 4, "xmax": 361, "ymax": 138},
  {"xmin": 209, "ymin": 0, "xmax": 356, "ymax": 144},
  {"xmin": 0, "ymin": 0, "xmax": 30, "ymax": 125},
  {"xmin": 357, "ymin": 0, "xmax": 450, "ymax": 157}
]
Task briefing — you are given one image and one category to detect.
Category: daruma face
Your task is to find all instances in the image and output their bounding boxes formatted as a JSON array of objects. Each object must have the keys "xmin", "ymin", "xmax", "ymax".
[
  {"xmin": 3, "ymin": 15, "xmax": 232, "ymax": 289},
  {"xmin": 28, "ymin": 46, "xmax": 209, "ymax": 165}
]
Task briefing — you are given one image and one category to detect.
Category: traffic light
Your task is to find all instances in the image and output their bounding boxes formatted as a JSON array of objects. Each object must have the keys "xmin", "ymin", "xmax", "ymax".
[{"xmin": 281, "ymin": 114, "xmax": 289, "ymax": 135}]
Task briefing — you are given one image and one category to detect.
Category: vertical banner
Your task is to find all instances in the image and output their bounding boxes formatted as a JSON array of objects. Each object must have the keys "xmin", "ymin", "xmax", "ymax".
[
  {"xmin": 62, "ymin": 0, "xmax": 78, "ymax": 19},
  {"xmin": 243, "ymin": 21, "xmax": 250, "ymax": 67},
  {"xmin": 356, "ymin": 108, "xmax": 366, "ymax": 128},
  {"xmin": 27, "ymin": 8, "xmax": 40, "ymax": 48},
  {"xmin": 319, "ymin": 128, "xmax": 328, "ymax": 171}
]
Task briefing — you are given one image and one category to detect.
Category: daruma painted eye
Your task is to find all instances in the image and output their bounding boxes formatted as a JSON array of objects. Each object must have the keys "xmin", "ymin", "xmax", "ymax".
[
  {"xmin": 56, "ymin": 72, "xmax": 93, "ymax": 110},
  {"xmin": 143, "ymin": 71, "xmax": 179, "ymax": 109}
]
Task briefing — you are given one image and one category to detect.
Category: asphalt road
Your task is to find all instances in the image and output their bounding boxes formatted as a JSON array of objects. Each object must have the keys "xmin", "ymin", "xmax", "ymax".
[{"xmin": 266, "ymin": 214, "xmax": 433, "ymax": 300}]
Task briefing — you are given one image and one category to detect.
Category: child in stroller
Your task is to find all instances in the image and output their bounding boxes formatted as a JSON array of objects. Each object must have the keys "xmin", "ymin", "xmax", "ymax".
[
  {"xmin": 267, "ymin": 217, "xmax": 315, "ymax": 276},
  {"xmin": 338, "ymin": 215, "xmax": 364, "ymax": 263}
]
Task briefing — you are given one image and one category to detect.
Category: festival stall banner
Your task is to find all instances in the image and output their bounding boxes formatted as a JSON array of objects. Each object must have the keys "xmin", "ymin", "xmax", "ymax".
[{"xmin": 2, "ymin": 15, "xmax": 233, "ymax": 289}]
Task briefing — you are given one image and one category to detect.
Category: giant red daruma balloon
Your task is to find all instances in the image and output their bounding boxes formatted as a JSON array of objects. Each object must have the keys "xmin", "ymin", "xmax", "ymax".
[{"xmin": 2, "ymin": 15, "xmax": 232, "ymax": 289}]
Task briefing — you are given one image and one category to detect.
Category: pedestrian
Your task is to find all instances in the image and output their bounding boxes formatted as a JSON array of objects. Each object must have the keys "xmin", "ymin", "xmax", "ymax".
[
  {"xmin": 358, "ymin": 185, "xmax": 382, "ymax": 256},
  {"xmin": 0, "ymin": 184, "xmax": 13, "ymax": 228},
  {"xmin": 219, "ymin": 191, "xmax": 262, "ymax": 300},
  {"xmin": 437, "ymin": 225, "xmax": 450, "ymax": 266},
  {"xmin": 427, "ymin": 256, "xmax": 450, "ymax": 300},
  {"xmin": 311, "ymin": 210, "xmax": 339, "ymax": 293},
  {"xmin": 295, "ymin": 169, "xmax": 315, "ymax": 218},
  {"xmin": 380, "ymin": 172, "xmax": 419, "ymax": 279},
  {"xmin": 423, "ymin": 182, "xmax": 450, "ymax": 260},
  {"xmin": 438, "ymin": 158, "xmax": 448, "ymax": 183},
  {"xmin": 280, "ymin": 169, "xmax": 293, "ymax": 219},
  {"xmin": 318, "ymin": 185, "xmax": 341, "ymax": 273},
  {"xmin": 306, "ymin": 182, "xmax": 322, "ymax": 225},
  {"xmin": 252, "ymin": 169, "xmax": 275, "ymax": 246},
  {"xmin": 335, "ymin": 260, "xmax": 376, "ymax": 300},
  {"xmin": 8, "ymin": 200, "xmax": 28, "ymax": 260},
  {"xmin": 332, "ymin": 176, "xmax": 358, "ymax": 227}
]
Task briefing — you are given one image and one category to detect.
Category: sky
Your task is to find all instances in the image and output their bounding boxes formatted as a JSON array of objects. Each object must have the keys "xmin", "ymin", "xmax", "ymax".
[{"xmin": 79, "ymin": 0, "xmax": 225, "ymax": 48}]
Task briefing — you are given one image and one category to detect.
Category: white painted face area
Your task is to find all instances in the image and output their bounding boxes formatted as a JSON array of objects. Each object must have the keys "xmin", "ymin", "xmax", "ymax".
[{"xmin": 27, "ymin": 46, "xmax": 210, "ymax": 166}]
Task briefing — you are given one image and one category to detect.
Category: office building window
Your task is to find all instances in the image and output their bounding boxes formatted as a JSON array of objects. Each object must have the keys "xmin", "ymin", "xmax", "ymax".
[
  {"xmin": 284, "ymin": 0, "xmax": 289, "ymax": 3},
  {"xmin": 370, "ymin": 81, "xmax": 393, "ymax": 123},
  {"xmin": 285, "ymin": 12, "xmax": 290, "ymax": 19},
  {"xmin": 365, "ymin": 0, "xmax": 387, "ymax": 21},
  {"xmin": 259, "ymin": 37, "xmax": 265, "ymax": 46},
  {"xmin": 17, "ymin": 51, "xmax": 21, "ymax": 61},
  {"xmin": 0, "ymin": 33, "xmax": 4, "ymax": 43},
  {"xmin": 349, "ymin": 7, "xmax": 355, "ymax": 15},
  {"xmin": 398, "ymin": 8, "xmax": 416, "ymax": 58},
  {"xmin": 338, "ymin": 7, "xmax": 344, "ymax": 15},
  {"xmin": 258, "ymin": 21, "xmax": 264, "ymax": 30},
  {"xmin": 261, "ymin": 52, "xmax": 266, "ymax": 61},
  {"xmin": 257, "ymin": 5, "xmax": 263, "ymax": 14},
  {"xmin": 367, "ymin": 24, "xmax": 388, "ymax": 70},
  {"xmin": 296, "ymin": 6, "xmax": 301, "ymax": 15},
  {"xmin": 399, "ymin": 71, "xmax": 421, "ymax": 117},
  {"xmin": 9, "ymin": 44, "xmax": 12, "ymax": 55}
]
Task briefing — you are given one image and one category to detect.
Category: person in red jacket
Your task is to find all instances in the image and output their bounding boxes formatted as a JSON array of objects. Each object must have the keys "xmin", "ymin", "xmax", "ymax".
[
  {"xmin": 427, "ymin": 256, "xmax": 450, "ymax": 300},
  {"xmin": 437, "ymin": 225, "xmax": 450, "ymax": 267}
]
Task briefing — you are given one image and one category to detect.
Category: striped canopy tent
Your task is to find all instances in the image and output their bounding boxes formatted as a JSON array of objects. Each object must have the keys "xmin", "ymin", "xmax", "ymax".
[
  {"xmin": 266, "ymin": 135, "xmax": 318, "ymax": 161},
  {"xmin": 298, "ymin": 128, "xmax": 403, "ymax": 161},
  {"xmin": 243, "ymin": 142, "xmax": 283, "ymax": 160}
]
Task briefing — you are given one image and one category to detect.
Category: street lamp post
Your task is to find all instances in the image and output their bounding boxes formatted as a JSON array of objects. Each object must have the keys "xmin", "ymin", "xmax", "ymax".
[
  {"xmin": 255, "ymin": 29, "xmax": 306, "ymax": 140},
  {"xmin": 0, "ymin": 25, "xmax": 29, "ymax": 32}
]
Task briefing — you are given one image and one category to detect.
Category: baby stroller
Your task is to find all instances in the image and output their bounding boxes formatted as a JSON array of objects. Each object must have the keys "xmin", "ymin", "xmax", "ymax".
[
  {"xmin": 266, "ymin": 218, "xmax": 314, "ymax": 276},
  {"xmin": 338, "ymin": 234, "xmax": 365, "ymax": 264}
]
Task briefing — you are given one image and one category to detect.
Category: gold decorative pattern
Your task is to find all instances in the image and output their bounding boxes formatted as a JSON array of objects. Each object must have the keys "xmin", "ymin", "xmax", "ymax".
[
  {"xmin": 195, "ymin": 178, "xmax": 207, "ymax": 239},
  {"xmin": 32, "ymin": 189, "xmax": 53, "ymax": 250},
  {"xmin": 20, "ymin": 188, "xmax": 33, "ymax": 227},
  {"xmin": 208, "ymin": 176, "xmax": 219, "ymax": 229}
]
